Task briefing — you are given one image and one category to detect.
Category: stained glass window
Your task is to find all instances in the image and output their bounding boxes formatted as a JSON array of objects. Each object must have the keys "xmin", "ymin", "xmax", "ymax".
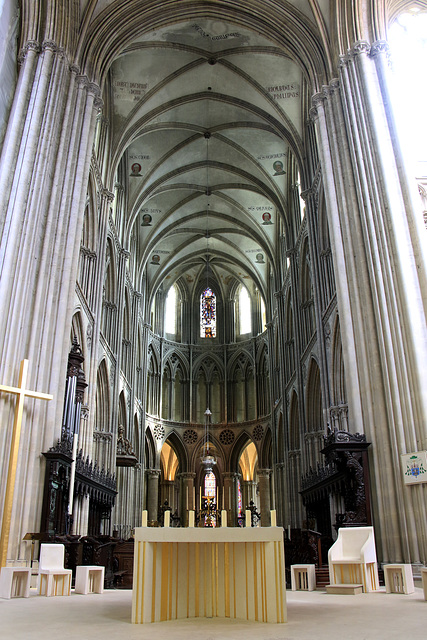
[
  {"xmin": 204, "ymin": 471, "xmax": 216, "ymax": 497},
  {"xmin": 200, "ymin": 287, "xmax": 216, "ymax": 338}
]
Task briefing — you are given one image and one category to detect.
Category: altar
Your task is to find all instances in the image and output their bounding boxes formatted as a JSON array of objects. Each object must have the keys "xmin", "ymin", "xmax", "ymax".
[{"xmin": 131, "ymin": 526, "xmax": 286, "ymax": 624}]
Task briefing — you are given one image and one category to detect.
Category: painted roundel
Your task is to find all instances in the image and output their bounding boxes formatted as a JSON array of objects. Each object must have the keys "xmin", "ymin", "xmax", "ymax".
[
  {"xmin": 153, "ymin": 424, "xmax": 165, "ymax": 440},
  {"xmin": 183, "ymin": 429, "xmax": 198, "ymax": 445},
  {"xmin": 253, "ymin": 424, "xmax": 264, "ymax": 441},
  {"xmin": 219, "ymin": 429, "xmax": 235, "ymax": 445}
]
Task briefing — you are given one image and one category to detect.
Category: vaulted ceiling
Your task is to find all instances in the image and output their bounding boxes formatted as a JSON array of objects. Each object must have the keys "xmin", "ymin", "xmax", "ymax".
[
  {"xmin": 106, "ymin": 17, "xmax": 310, "ymax": 307},
  {"xmin": 32, "ymin": 0, "xmax": 413, "ymax": 310}
]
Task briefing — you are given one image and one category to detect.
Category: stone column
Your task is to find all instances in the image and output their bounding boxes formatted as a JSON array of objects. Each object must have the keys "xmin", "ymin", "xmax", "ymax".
[
  {"xmin": 146, "ymin": 469, "xmax": 161, "ymax": 523},
  {"xmin": 258, "ymin": 469, "xmax": 272, "ymax": 527},
  {"xmin": 311, "ymin": 40, "xmax": 427, "ymax": 564},
  {"xmin": 0, "ymin": 40, "xmax": 101, "ymax": 561}
]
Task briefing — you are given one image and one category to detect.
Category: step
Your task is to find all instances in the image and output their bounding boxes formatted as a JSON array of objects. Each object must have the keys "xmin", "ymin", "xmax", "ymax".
[
  {"xmin": 315, "ymin": 567, "xmax": 330, "ymax": 587},
  {"xmin": 325, "ymin": 583, "xmax": 363, "ymax": 595}
]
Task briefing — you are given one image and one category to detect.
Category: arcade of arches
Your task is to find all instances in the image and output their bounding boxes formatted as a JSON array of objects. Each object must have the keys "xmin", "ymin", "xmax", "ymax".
[{"xmin": 0, "ymin": 1, "xmax": 426, "ymax": 572}]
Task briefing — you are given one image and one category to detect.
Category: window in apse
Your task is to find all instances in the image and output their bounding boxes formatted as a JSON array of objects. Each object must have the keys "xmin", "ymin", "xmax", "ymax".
[
  {"xmin": 165, "ymin": 285, "xmax": 177, "ymax": 334},
  {"xmin": 239, "ymin": 286, "xmax": 251, "ymax": 335},
  {"xmin": 200, "ymin": 287, "xmax": 216, "ymax": 338},
  {"xmin": 388, "ymin": 10, "xmax": 427, "ymax": 166}
]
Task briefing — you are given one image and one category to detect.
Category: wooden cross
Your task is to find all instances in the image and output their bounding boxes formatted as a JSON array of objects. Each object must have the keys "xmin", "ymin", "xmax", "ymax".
[{"xmin": 0, "ymin": 360, "xmax": 53, "ymax": 567}]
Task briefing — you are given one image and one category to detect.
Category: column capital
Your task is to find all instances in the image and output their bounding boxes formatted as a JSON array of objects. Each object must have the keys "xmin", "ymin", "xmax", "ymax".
[
  {"xmin": 257, "ymin": 468, "xmax": 272, "ymax": 478},
  {"xmin": 101, "ymin": 188, "xmax": 115, "ymax": 203},
  {"xmin": 222, "ymin": 471, "xmax": 240, "ymax": 480},
  {"xmin": 178, "ymin": 472, "xmax": 196, "ymax": 480},
  {"xmin": 18, "ymin": 40, "xmax": 41, "ymax": 63},
  {"xmin": 145, "ymin": 468, "xmax": 161, "ymax": 478}
]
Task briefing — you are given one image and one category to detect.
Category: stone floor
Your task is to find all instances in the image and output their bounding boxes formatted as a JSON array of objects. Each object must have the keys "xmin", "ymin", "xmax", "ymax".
[{"xmin": 1, "ymin": 586, "xmax": 426, "ymax": 640}]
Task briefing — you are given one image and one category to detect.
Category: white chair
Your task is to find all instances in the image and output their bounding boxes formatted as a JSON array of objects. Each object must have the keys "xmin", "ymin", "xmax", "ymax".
[
  {"xmin": 37, "ymin": 543, "xmax": 72, "ymax": 596},
  {"xmin": 328, "ymin": 526, "xmax": 379, "ymax": 592}
]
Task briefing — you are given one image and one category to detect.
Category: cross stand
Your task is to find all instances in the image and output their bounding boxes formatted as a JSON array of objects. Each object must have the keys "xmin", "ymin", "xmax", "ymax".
[{"xmin": 0, "ymin": 360, "xmax": 53, "ymax": 567}]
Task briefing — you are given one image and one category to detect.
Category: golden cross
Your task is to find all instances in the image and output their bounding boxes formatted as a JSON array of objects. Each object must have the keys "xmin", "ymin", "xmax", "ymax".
[{"xmin": 0, "ymin": 360, "xmax": 53, "ymax": 567}]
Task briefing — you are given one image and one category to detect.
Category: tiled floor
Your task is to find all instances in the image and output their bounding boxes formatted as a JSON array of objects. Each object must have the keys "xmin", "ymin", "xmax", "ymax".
[{"xmin": 1, "ymin": 586, "xmax": 426, "ymax": 640}]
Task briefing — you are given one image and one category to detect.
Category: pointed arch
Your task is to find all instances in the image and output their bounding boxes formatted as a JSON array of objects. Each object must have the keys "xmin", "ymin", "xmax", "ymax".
[
  {"xmin": 145, "ymin": 426, "xmax": 156, "ymax": 470},
  {"xmin": 331, "ymin": 314, "xmax": 347, "ymax": 406},
  {"xmin": 300, "ymin": 235, "xmax": 315, "ymax": 347},
  {"xmin": 289, "ymin": 390, "xmax": 300, "ymax": 451},
  {"xmin": 260, "ymin": 425, "xmax": 272, "ymax": 469},
  {"xmin": 118, "ymin": 390, "xmax": 128, "ymax": 435}
]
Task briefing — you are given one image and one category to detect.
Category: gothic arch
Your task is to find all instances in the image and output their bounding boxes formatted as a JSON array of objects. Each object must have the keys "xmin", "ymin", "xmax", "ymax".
[
  {"xmin": 162, "ymin": 350, "xmax": 190, "ymax": 380},
  {"xmin": 277, "ymin": 412, "xmax": 285, "ymax": 462},
  {"xmin": 70, "ymin": 311, "xmax": 86, "ymax": 362},
  {"xmin": 260, "ymin": 426, "xmax": 273, "ymax": 469},
  {"xmin": 229, "ymin": 431, "xmax": 257, "ymax": 473},
  {"xmin": 193, "ymin": 352, "xmax": 225, "ymax": 382},
  {"xmin": 331, "ymin": 314, "xmax": 347, "ymax": 406},
  {"xmin": 95, "ymin": 358, "xmax": 111, "ymax": 433},
  {"xmin": 78, "ymin": 1, "xmax": 330, "ymax": 100},
  {"xmin": 289, "ymin": 390, "xmax": 300, "ymax": 451},
  {"xmin": 166, "ymin": 430, "xmax": 190, "ymax": 473},
  {"xmin": 300, "ymin": 235, "xmax": 315, "ymax": 346},
  {"xmin": 133, "ymin": 413, "xmax": 140, "ymax": 458},
  {"xmin": 305, "ymin": 358, "xmax": 323, "ymax": 432},
  {"xmin": 305, "ymin": 358, "xmax": 324, "ymax": 467},
  {"xmin": 144, "ymin": 427, "xmax": 156, "ymax": 470},
  {"xmin": 117, "ymin": 390, "xmax": 128, "ymax": 435},
  {"xmin": 160, "ymin": 437, "xmax": 181, "ymax": 481},
  {"xmin": 228, "ymin": 347, "xmax": 254, "ymax": 372},
  {"xmin": 104, "ymin": 236, "xmax": 117, "ymax": 304},
  {"xmin": 284, "ymin": 287, "xmax": 295, "ymax": 377}
]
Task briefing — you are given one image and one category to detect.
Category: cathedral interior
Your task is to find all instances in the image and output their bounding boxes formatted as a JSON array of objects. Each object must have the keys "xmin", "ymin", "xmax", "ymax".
[{"xmin": 0, "ymin": 1, "xmax": 426, "ymax": 577}]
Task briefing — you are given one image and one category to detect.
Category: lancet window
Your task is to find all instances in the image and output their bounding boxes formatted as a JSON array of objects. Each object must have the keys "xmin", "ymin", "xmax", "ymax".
[{"xmin": 200, "ymin": 287, "xmax": 216, "ymax": 338}]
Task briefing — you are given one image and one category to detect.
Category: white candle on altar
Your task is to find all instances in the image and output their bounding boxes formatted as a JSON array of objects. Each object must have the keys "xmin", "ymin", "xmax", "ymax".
[
  {"xmin": 270, "ymin": 509, "xmax": 276, "ymax": 527},
  {"xmin": 188, "ymin": 510, "xmax": 195, "ymax": 527},
  {"xmin": 164, "ymin": 511, "xmax": 170, "ymax": 527},
  {"xmin": 245, "ymin": 509, "xmax": 251, "ymax": 528},
  {"xmin": 221, "ymin": 510, "xmax": 227, "ymax": 527},
  {"xmin": 199, "ymin": 486, "xmax": 202, "ymax": 510},
  {"xmin": 142, "ymin": 510, "xmax": 148, "ymax": 527}
]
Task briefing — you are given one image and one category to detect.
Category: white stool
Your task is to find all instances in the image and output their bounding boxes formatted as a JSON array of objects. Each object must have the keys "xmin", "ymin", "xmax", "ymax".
[
  {"xmin": 291, "ymin": 564, "xmax": 316, "ymax": 591},
  {"xmin": 0, "ymin": 567, "xmax": 31, "ymax": 599},
  {"xmin": 383, "ymin": 564, "xmax": 414, "ymax": 594},
  {"xmin": 420, "ymin": 567, "xmax": 427, "ymax": 601},
  {"xmin": 75, "ymin": 565, "xmax": 104, "ymax": 594}
]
